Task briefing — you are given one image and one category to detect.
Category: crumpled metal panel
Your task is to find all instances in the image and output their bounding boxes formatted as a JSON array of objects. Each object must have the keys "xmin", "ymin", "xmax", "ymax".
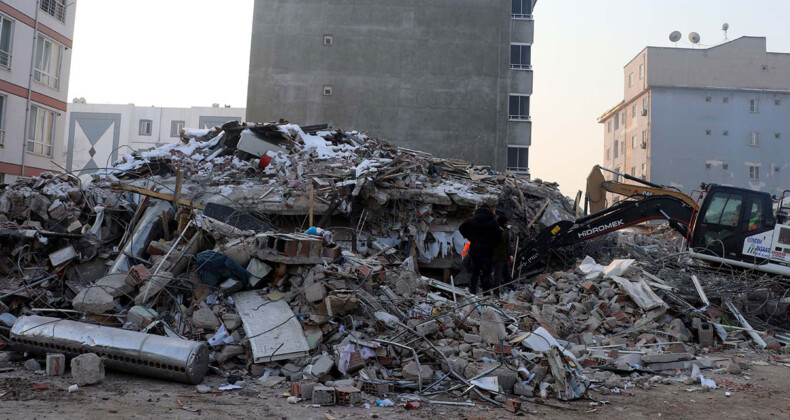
[{"xmin": 10, "ymin": 315, "xmax": 208, "ymax": 384}]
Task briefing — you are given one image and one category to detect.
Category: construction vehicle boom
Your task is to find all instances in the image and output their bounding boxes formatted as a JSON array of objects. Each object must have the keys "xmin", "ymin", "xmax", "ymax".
[
  {"xmin": 518, "ymin": 182, "xmax": 790, "ymax": 278},
  {"xmin": 586, "ymin": 165, "xmax": 698, "ymax": 213}
]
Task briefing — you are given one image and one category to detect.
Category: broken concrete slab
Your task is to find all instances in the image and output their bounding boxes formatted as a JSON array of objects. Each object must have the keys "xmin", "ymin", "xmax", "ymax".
[{"xmin": 71, "ymin": 353, "xmax": 105, "ymax": 386}]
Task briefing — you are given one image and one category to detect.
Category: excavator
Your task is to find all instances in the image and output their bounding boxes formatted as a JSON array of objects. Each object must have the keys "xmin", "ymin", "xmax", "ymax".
[{"xmin": 517, "ymin": 165, "xmax": 790, "ymax": 277}]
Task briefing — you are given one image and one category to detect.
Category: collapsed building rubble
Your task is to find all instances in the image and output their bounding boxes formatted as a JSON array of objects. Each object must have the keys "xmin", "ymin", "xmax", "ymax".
[{"xmin": 1, "ymin": 120, "xmax": 789, "ymax": 412}]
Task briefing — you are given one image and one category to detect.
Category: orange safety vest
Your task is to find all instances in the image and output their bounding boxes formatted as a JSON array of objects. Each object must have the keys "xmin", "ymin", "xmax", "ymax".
[{"xmin": 462, "ymin": 241, "xmax": 470, "ymax": 258}]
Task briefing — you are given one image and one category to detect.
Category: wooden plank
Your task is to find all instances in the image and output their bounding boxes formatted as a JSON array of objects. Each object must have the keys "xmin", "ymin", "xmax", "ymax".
[
  {"xmin": 117, "ymin": 183, "xmax": 205, "ymax": 210},
  {"xmin": 173, "ymin": 168, "xmax": 184, "ymax": 210}
]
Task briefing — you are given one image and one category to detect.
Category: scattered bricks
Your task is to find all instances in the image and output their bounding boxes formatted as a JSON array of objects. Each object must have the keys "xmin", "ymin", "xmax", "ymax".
[
  {"xmin": 361, "ymin": 381, "xmax": 394, "ymax": 397},
  {"xmin": 504, "ymin": 398, "xmax": 522, "ymax": 413},
  {"xmin": 335, "ymin": 386, "xmax": 362, "ymax": 406},
  {"xmin": 303, "ymin": 282, "xmax": 327, "ymax": 303},
  {"xmin": 535, "ymin": 273, "xmax": 551, "ymax": 286},
  {"xmin": 696, "ymin": 321, "xmax": 714, "ymax": 347},
  {"xmin": 582, "ymin": 281, "xmax": 599, "ymax": 294},
  {"xmin": 322, "ymin": 244, "xmax": 342, "ymax": 260},
  {"xmin": 346, "ymin": 351, "xmax": 365, "ymax": 374},
  {"xmin": 125, "ymin": 264, "xmax": 151, "ymax": 286},
  {"xmin": 46, "ymin": 353, "xmax": 66, "ymax": 376},
  {"xmin": 612, "ymin": 310, "xmax": 629, "ymax": 323},
  {"xmin": 291, "ymin": 381, "xmax": 316, "ymax": 399},
  {"xmin": 722, "ymin": 341, "xmax": 738, "ymax": 351},
  {"xmin": 493, "ymin": 343, "xmax": 512, "ymax": 355},
  {"xmin": 127, "ymin": 306, "xmax": 157, "ymax": 327},
  {"xmin": 71, "ymin": 353, "xmax": 105, "ymax": 386},
  {"xmin": 312, "ymin": 385, "xmax": 336, "ymax": 405},
  {"xmin": 146, "ymin": 241, "xmax": 170, "ymax": 256}
]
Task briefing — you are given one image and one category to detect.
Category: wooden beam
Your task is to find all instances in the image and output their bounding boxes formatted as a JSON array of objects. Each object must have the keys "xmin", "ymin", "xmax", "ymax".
[
  {"xmin": 173, "ymin": 168, "xmax": 184, "ymax": 210},
  {"xmin": 117, "ymin": 183, "xmax": 205, "ymax": 210}
]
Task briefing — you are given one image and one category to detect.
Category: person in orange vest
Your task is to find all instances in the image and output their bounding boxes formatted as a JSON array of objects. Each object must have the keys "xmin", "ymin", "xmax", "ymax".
[
  {"xmin": 462, "ymin": 241, "xmax": 470, "ymax": 258},
  {"xmin": 459, "ymin": 205, "xmax": 502, "ymax": 295}
]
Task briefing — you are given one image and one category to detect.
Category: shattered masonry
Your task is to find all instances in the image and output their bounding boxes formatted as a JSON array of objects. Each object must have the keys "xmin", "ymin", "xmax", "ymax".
[{"xmin": 0, "ymin": 120, "xmax": 789, "ymax": 412}]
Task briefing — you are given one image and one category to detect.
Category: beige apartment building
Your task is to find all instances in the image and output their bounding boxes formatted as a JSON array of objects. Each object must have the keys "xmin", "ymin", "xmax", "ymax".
[
  {"xmin": 0, "ymin": 0, "xmax": 75, "ymax": 183},
  {"xmin": 599, "ymin": 37, "xmax": 790, "ymax": 203}
]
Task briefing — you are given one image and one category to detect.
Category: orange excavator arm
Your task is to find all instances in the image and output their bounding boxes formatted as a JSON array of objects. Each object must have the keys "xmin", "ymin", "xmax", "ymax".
[{"xmin": 586, "ymin": 165, "xmax": 699, "ymax": 214}]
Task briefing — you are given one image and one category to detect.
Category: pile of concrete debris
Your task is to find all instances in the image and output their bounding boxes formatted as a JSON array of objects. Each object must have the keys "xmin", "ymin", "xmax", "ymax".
[{"xmin": 1, "ymin": 121, "xmax": 788, "ymax": 413}]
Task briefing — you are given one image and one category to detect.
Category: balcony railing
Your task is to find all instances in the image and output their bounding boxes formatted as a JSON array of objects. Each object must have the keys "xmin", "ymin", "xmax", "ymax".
[{"xmin": 40, "ymin": 0, "xmax": 66, "ymax": 23}]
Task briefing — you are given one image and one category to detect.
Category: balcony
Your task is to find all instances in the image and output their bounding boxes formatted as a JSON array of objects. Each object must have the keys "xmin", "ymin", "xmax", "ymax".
[
  {"xmin": 510, "ymin": 18, "xmax": 534, "ymax": 44},
  {"xmin": 40, "ymin": 0, "xmax": 66, "ymax": 23},
  {"xmin": 509, "ymin": 67, "xmax": 533, "ymax": 94},
  {"xmin": 507, "ymin": 120, "xmax": 532, "ymax": 146}
]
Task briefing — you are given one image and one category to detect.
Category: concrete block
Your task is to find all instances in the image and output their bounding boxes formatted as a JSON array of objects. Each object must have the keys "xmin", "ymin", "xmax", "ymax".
[
  {"xmin": 221, "ymin": 313, "xmax": 242, "ymax": 330},
  {"xmin": 480, "ymin": 307, "xmax": 507, "ymax": 345},
  {"xmin": 127, "ymin": 306, "xmax": 157, "ymax": 327},
  {"xmin": 72, "ymin": 287, "xmax": 114, "ymax": 314},
  {"xmin": 415, "ymin": 319, "xmax": 440, "ymax": 336},
  {"xmin": 134, "ymin": 271, "xmax": 174, "ymax": 305},
  {"xmin": 514, "ymin": 381, "xmax": 534, "ymax": 397},
  {"xmin": 215, "ymin": 345, "xmax": 245, "ymax": 363},
  {"xmin": 24, "ymin": 358, "xmax": 41, "ymax": 371},
  {"xmin": 125, "ymin": 264, "xmax": 151, "ymax": 286},
  {"xmin": 311, "ymin": 355, "xmax": 335, "ymax": 378},
  {"xmin": 192, "ymin": 307, "xmax": 221, "ymax": 330},
  {"xmin": 46, "ymin": 353, "xmax": 66, "ymax": 376},
  {"xmin": 95, "ymin": 273, "xmax": 134, "ymax": 298},
  {"xmin": 71, "ymin": 353, "xmax": 105, "ymax": 386},
  {"xmin": 642, "ymin": 353, "xmax": 693, "ymax": 364},
  {"xmin": 402, "ymin": 361, "xmax": 434, "ymax": 384},
  {"xmin": 464, "ymin": 334, "xmax": 482, "ymax": 343},
  {"xmin": 303, "ymin": 282, "xmax": 327, "ymax": 303},
  {"xmin": 312, "ymin": 385, "xmax": 336, "ymax": 405}
]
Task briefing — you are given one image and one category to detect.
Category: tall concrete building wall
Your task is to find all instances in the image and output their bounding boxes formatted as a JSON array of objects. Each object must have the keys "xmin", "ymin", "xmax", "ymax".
[
  {"xmin": 600, "ymin": 36, "xmax": 790, "ymax": 202},
  {"xmin": 247, "ymin": 0, "xmax": 535, "ymax": 173},
  {"xmin": 0, "ymin": 0, "xmax": 76, "ymax": 183}
]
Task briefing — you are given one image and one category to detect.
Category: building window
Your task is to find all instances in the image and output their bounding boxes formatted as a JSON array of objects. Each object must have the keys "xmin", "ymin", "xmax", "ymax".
[
  {"xmin": 750, "ymin": 131, "xmax": 760, "ymax": 146},
  {"xmin": 642, "ymin": 97, "xmax": 648, "ymax": 111},
  {"xmin": 508, "ymin": 95, "xmax": 530, "ymax": 120},
  {"xmin": 323, "ymin": 85, "xmax": 333, "ymax": 96},
  {"xmin": 631, "ymin": 104, "xmax": 636, "ymax": 118},
  {"xmin": 628, "ymin": 73, "xmax": 633, "ymax": 87},
  {"xmin": 761, "ymin": 65, "xmax": 768, "ymax": 71},
  {"xmin": 139, "ymin": 119, "xmax": 152, "ymax": 136},
  {"xmin": 510, "ymin": 44, "xmax": 531, "ymax": 70},
  {"xmin": 631, "ymin": 135, "xmax": 637, "ymax": 149},
  {"xmin": 40, "ymin": 0, "xmax": 66, "ymax": 23},
  {"xmin": 749, "ymin": 99, "xmax": 759, "ymax": 113},
  {"xmin": 606, "ymin": 148, "xmax": 610, "ymax": 160},
  {"xmin": 776, "ymin": 167, "xmax": 781, "ymax": 173},
  {"xmin": 621, "ymin": 140, "xmax": 625, "ymax": 154},
  {"xmin": 0, "ymin": 16, "xmax": 13, "ymax": 69},
  {"xmin": 323, "ymin": 34, "xmax": 333, "ymax": 46},
  {"xmin": 706, "ymin": 129, "xmax": 711, "ymax": 135},
  {"xmin": 614, "ymin": 115, "xmax": 619, "ymax": 130},
  {"xmin": 511, "ymin": 0, "xmax": 533, "ymax": 19},
  {"xmin": 639, "ymin": 63, "xmax": 644, "ymax": 80},
  {"xmin": 170, "ymin": 120, "xmax": 185, "ymax": 137},
  {"xmin": 723, "ymin": 130, "xmax": 729, "ymax": 136},
  {"xmin": 641, "ymin": 130, "xmax": 647, "ymax": 147},
  {"xmin": 775, "ymin": 99, "xmax": 781, "ymax": 106},
  {"xmin": 630, "ymin": 166, "xmax": 636, "ymax": 176},
  {"xmin": 641, "ymin": 163, "xmax": 647, "ymax": 177},
  {"xmin": 613, "ymin": 140, "xmax": 619, "ymax": 158},
  {"xmin": 705, "ymin": 95, "xmax": 712, "ymax": 102},
  {"xmin": 26, "ymin": 105, "xmax": 55, "ymax": 156},
  {"xmin": 776, "ymin": 132, "xmax": 781, "ymax": 139},
  {"xmin": 722, "ymin": 163, "xmax": 728, "ymax": 170},
  {"xmin": 33, "ymin": 35, "xmax": 62, "ymax": 89},
  {"xmin": 607, "ymin": 121, "xmax": 612, "ymax": 133},
  {"xmin": 705, "ymin": 163, "xmax": 712, "ymax": 169},
  {"xmin": 507, "ymin": 146, "xmax": 529, "ymax": 173},
  {"xmin": 0, "ymin": 94, "xmax": 5, "ymax": 146},
  {"xmin": 723, "ymin": 97, "xmax": 729, "ymax": 103},
  {"xmin": 620, "ymin": 112, "xmax": 625, "ymax": 126},
  {"xmin": 749, "ymin": 165, "xmax": 760, "ymax": 180}
]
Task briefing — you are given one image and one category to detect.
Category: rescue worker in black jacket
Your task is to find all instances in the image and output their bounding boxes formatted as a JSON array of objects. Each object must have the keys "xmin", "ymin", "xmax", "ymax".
[{"xmin": 459, "ymin": 206, "xmax": 502, "ymax": 295}]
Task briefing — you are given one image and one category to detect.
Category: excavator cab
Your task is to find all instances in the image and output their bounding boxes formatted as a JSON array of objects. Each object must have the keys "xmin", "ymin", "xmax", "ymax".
[{"xmin": 689, "ymin": 185, "xmax": 775, "ymax": 261}]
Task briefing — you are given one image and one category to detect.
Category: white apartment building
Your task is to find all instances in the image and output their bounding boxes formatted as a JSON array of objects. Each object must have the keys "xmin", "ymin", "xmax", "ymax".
[
  {"xmin": 0, "ymin": 0, "xmax": 75, "ymax": 183},
  {"xmin": 600, "ymin": 37, "xmax": 790, "ymax": 201},
  {"xmin": 64, "ymin": 102, "xmax": 245, "ymax": 175}
]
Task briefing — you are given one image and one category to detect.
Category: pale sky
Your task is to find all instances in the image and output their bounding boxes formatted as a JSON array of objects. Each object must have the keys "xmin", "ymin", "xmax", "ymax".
[{"xmin": 69, "ymin": 0, "xmax": 790, "ymax": 196}]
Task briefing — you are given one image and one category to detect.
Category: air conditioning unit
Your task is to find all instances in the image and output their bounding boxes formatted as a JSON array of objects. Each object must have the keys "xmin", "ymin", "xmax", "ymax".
[
  {"xmin": 640, "ymin": 142, "xmax": 647, "ymax": 149},
  {"xmin": 641, "ymin": 109, "xmax": 648, "ymax": 116}
]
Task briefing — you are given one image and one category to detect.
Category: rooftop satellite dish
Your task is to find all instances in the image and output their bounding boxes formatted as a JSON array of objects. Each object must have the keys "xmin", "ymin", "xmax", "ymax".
[
  {"xmin": 722, "ymin": 23, "xmax": 729, "ymax": 41},
  {"xmin": 669, "ymin": 31, "xmax": 682, "ymax": 43},
  {"xmin": 689, "ymin": 32, "xmax": 701, "ymax": 44}
]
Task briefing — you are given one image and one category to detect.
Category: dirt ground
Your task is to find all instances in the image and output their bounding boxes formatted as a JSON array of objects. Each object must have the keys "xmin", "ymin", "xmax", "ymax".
[{"xmin": 1, "ymin": 353, "xmax": 790, "ymax": 420}]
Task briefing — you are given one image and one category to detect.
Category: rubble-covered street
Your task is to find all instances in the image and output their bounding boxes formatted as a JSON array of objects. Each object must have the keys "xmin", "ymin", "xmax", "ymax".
[{"xmin": 2, "ymin": 121, "xmax": 790, "ymax": 418}]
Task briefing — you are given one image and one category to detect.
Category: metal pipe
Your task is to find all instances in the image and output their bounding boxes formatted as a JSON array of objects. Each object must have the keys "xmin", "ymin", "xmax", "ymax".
[{"xmin": 10, "ymin": 315, "xmax": 209, "ymax": 384}]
